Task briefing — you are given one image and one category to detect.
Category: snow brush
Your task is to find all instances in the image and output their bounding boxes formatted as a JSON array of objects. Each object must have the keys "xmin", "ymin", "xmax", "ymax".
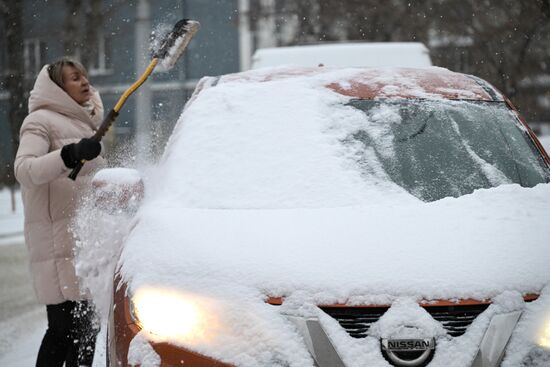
[{"xmin": 69, "ymin": 19, "xmax": 200, "ymax": 180}]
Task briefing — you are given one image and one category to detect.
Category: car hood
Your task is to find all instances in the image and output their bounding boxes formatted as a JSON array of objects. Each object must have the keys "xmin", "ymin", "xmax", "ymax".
[{"xmin": 119, "ymin": 183, "xmax": 550, "ymax": 304}]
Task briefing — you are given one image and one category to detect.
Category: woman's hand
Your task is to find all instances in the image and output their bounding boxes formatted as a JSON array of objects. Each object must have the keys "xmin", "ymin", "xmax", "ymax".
[{"xmin": 61, "ymin": 138, "xmax": 101, "ymax": 168}]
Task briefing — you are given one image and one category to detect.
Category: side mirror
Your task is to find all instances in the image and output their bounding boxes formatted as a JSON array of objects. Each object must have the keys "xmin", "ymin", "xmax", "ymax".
[{"xmin": 92, "ymin": 168, "xmax": 144, "ymax": 213}]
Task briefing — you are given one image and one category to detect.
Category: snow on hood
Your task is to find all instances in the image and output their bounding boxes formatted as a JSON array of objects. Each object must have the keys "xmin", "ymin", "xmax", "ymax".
[
  {"xmin": 120, "ymin": 65, "xmax": 550, "ymax": 301},
  {"xmin": 121, "ymin": 183, "xmax": 550, "ymax": 303},
  {"xmin": 117, "ymin": 182, "xmax": 550, "ymax": 366}
]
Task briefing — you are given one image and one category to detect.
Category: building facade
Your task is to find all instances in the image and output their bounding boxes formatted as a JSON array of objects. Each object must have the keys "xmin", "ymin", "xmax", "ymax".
[{"xmin": 0, "ymin": 0, "xmax": 241, "ymax": 171}]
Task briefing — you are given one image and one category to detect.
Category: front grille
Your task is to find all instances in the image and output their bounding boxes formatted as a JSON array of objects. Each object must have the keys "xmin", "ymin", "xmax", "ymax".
[
  {"xmin": 320, "ymin": 306, "xmax": 389, "ymax": 338},
  {"xmin": 321, "ymin": 304, "xmax": 489, "ymax": 338},
  {"xmin": 424, "ymin": 304, "xmax": 490, "ymax": 337}
]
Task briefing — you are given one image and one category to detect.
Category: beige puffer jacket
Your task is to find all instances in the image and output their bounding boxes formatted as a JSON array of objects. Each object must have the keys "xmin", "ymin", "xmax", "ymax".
[{"xmin": 15, "ymin": 65, "xmax": 106, "ymax": 305}]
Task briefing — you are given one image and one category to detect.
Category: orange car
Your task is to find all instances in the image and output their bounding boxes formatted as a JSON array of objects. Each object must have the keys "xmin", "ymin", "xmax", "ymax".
[{"xmin": 99, "ymin": 67, "xmax": 550, "ymax": 367}]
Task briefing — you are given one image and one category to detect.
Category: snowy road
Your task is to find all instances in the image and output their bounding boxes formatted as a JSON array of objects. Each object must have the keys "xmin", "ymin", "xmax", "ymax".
[
  {"xmin": 0, "ymin": 238, "xmax": 106, "ymax": 366},
  {"xmin": 0, "ymin": 238, "xmax": 45, "ymax": 366},
  {"xmin": 0, "ymin": 241, "xmax": 38, "ymax": 323},
  {"xmin": 0, "ymin": 189, "xmax": 43, "ymax": 365}
]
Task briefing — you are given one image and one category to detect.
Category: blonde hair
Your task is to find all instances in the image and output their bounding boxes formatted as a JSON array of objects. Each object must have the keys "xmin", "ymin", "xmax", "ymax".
[{"xmin": 47, "ymin": 57, "xmax": 88, "ymax": 89}]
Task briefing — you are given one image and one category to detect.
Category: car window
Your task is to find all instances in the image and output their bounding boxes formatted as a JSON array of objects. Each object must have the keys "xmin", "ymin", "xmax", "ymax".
[{"xmin": 347, "ymin": 99, "xmax": 550, "ymax": 202}]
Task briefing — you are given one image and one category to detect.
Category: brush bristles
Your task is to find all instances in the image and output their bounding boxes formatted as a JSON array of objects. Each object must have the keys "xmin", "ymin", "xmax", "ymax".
[{"xmin": 159, "ymin": 20, "xmax": 200, "ymax": 70}]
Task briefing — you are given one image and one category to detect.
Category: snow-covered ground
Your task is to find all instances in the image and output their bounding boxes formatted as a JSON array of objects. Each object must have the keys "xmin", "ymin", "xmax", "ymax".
[
  {"xmin": 0, "ymin": 189, "xmax": 43, "ymax": 366},
  {"xmin": 0, "ymin": 189, "xmax": 24, "ymax": 245}
]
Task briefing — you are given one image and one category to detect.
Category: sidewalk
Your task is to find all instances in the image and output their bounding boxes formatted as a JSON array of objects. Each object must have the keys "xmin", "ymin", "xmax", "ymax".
[
  {"xmin": 0, "ymin": 189, "xmax": 24, "ymax": 246},
  {"xmin": 0, "ymin": 190, "xmax": 41, "ymax": 366}
]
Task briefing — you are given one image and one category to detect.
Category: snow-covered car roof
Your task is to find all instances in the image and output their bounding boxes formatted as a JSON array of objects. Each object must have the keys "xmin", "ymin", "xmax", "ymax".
[{"xmin": 203, "ymin": 66, "xmax": 503, "ymax": 102}]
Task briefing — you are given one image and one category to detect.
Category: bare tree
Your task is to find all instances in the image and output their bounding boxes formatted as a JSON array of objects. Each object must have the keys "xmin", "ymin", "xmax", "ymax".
[
  {"xmin": 64, "ymin": 0, "xmax": 83, "ymax": 57},
  {"xmin": 81, "ymin": 0, "xmax": 103, "ymax": 69},
  {"xmin": 247, "ymin": 0, "xmax": 550, "ymax": 123},
  {"xmin": 248, "ymin": 0, "xmax": 433, "ymax": 45},
  {"xmin": 318, "ymin": 0, "xmax": 431, "ymax": 42},
  {"xmin": 0, "ymin": 0, "xmax": 26, "ymax": 209},
  {"xmin": 62, "ymin": 0, "xmax": 109, "ymax": 71},
  {"xmin": 431, "ymin": 0, "xmax": 550, "ymax": 98}
]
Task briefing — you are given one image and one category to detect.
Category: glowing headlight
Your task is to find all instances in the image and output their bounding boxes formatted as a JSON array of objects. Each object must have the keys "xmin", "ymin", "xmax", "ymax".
[
  {"xmin": 131, "ymin": 287, "xmax": 213, "ymax": 342},
  {"xmin": 538, "ymin": 320, "xmax": 550, "ymax": 349}
]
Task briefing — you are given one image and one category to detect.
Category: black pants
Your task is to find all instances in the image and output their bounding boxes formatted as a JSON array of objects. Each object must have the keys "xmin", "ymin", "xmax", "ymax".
[{"xmin": 36, "ymin": 300, "xmax": 98, "ymax": 367}]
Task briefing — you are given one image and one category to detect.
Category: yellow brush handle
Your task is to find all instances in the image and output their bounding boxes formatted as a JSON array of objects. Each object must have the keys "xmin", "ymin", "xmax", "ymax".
[
  {"xmin": 114, "ymin": 58, "xmax": 159, "ymax": 112},
  {"xmin": 68, "ymin": 58, "xmax": 160, "ymax": 181}
]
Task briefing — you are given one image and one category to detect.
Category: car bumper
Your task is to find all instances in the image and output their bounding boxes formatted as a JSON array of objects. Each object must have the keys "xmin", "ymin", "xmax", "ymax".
[{"xmin": 108, "ymin": 280, "xmax": 540, "ymax": 367}]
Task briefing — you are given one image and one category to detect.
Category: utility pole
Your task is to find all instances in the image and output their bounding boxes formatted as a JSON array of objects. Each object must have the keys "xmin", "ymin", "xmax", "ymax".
[
  {"xmin": 238, "ymin": 0, "xmax": 253, "ymax": 70},
  {"xmin": 135, "ymin": 0, "xmax": 152, "ymax": 164}
]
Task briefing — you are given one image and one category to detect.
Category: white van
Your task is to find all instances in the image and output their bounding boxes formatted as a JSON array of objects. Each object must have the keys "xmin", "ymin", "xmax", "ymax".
[{"xmin": 251, "ymin": 42, "xmax": 432, "ymax": 69}]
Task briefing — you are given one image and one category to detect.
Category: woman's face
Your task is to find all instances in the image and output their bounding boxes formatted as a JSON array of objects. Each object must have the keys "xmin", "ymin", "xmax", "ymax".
[{"xmin": 61, "ymin": 65, "xmax": 92, "ymax": 105}]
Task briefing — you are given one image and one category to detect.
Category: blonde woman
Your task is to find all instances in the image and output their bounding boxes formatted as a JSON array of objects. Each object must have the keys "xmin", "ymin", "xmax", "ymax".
[{"xmin": 15, "ymin": 58, "xmax": 105, "ymax": 367}]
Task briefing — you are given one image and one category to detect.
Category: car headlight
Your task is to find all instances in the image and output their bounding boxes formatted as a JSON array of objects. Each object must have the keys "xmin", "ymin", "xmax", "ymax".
[
  {"xmin": 130, "ymin": 287, "xmax": 214, "ymax": 342},
  {"xmin": 538, "ymin": 319, "xmax": 550, "ymax": 349}
]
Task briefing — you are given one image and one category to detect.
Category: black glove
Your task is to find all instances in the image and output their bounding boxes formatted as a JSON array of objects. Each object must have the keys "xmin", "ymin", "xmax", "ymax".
[{"xmin": 61, "ymin": 138, "xmax": 101, "ymax": 168}]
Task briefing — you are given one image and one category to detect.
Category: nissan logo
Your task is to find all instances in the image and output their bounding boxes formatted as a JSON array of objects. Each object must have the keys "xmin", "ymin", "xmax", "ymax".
[{"xmin": 381, "ymin": 338, "xmax": 435, "ymax": 367}]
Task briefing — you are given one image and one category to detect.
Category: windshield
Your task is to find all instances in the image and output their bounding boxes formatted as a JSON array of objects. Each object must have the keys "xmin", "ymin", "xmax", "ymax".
[{"xmin": 347, "ymin": 99, "xmax": 550, "ymax": 202}]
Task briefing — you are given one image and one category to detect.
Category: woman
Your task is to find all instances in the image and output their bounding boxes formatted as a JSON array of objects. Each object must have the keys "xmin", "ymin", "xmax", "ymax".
[{"xmin": 14, "ymin": 58, "xmax": 105, "ymax": 367}]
